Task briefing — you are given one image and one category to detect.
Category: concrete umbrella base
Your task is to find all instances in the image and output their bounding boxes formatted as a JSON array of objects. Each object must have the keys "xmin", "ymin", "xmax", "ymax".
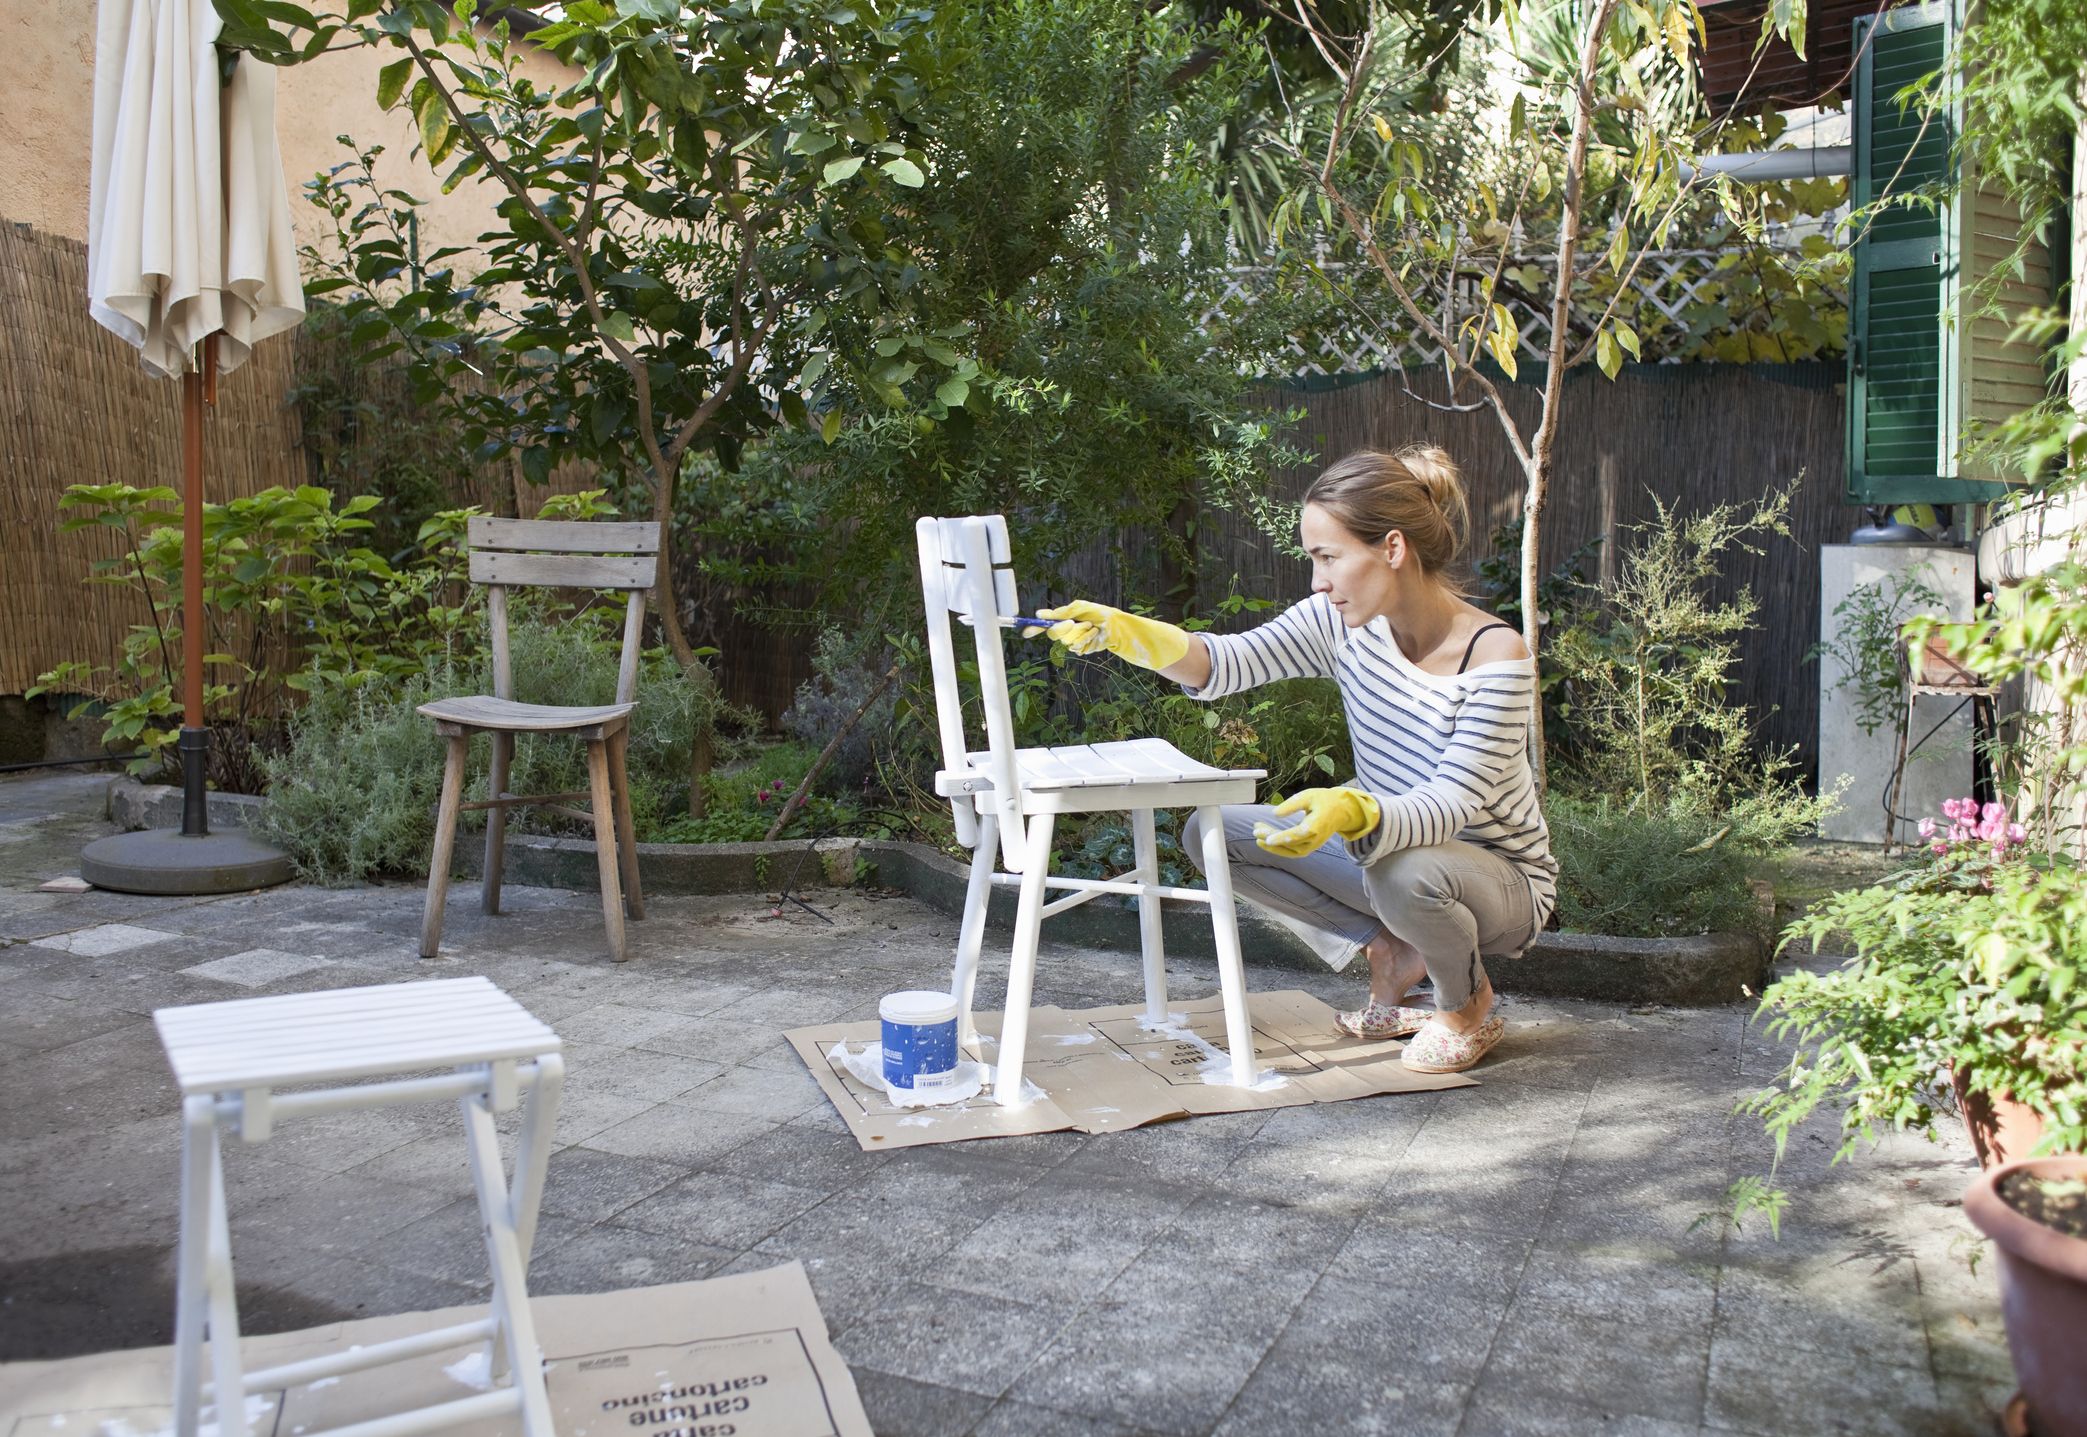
[{"xmin": 80, "ymin": 828, "xmax": 295, "ymax": 895}]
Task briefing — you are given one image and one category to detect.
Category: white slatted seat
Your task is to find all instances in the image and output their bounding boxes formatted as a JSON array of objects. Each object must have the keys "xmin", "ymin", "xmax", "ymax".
[
  {"xmin": 419, "ymin": 517, "xmax": 660, "ymax": 963},
  {"xmin": 154, "ymin": 978, "xmax": 564, "ymax": 1437},
  {"xmin": 917, "ymin": 515, "xmax": 1267, "ymax": 1106}
]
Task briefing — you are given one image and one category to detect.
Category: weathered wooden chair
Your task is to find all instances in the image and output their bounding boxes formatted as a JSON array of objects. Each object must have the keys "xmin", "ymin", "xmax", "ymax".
[
  {"xmin": 419, "ymin": 517, "xmax": 658, "ymax": 963},
  {"xmin": 916, "ymin": 514, "xmax": 1266, "ymax": 1105}
]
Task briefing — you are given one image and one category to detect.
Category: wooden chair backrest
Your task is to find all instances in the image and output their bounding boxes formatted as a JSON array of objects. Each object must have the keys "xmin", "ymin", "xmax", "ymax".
[
  {"xmin": 465, "ymin": 517, "xmax": 662, "ymax": 706},
  {"xmin": 915, "ymin": 515, "xmax": 1032, "ymax": 872}
]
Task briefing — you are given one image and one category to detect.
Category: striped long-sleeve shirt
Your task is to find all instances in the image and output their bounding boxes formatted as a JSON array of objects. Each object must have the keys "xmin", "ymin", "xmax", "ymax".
[{"xmin": 1187, "ymin": 592, "xmax": 1557, "ymax": 925}]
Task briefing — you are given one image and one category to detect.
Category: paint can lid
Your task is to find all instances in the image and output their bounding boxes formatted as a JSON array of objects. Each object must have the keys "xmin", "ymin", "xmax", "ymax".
[{"xmin": 880, "ymin": 990, "xmax": 959, "ymax": 1025}]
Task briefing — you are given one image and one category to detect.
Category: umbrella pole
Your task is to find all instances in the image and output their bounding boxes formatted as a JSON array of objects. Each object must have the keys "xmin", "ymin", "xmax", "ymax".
[{"xmin": 177, "ymin": 338, "xmax": 213, "ymax": 838}]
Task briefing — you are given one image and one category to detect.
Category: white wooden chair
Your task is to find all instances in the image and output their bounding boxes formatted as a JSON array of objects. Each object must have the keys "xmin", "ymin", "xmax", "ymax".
[
  {"xmin": 420, "ymin": 517, "xmax": 659, "ymax": 963},
  {"xmin": 154, "ymin": 977, "xmax": 563, "ymax": 1437},
  {"xmin": 916, "ymin": 515, "xmax": 1266, "ymax": 1105}
]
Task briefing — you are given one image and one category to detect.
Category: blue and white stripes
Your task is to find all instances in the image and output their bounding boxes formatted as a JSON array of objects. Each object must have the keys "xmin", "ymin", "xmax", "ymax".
[{"xmin": 1189, "ymin": 592, "xmax": 1558, "ymax": 926}]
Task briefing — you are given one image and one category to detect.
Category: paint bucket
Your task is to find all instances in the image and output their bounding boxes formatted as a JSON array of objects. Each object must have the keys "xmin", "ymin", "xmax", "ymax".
[{"xmin": 880, "ymin": 990, "xmax": 959, "ymax": 1091}]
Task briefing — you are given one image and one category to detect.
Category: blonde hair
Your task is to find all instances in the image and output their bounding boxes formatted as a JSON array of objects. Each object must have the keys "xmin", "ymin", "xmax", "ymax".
[{"xmin": 1302, "ymin": 446, "xmax": 1473, "ymax": 593}]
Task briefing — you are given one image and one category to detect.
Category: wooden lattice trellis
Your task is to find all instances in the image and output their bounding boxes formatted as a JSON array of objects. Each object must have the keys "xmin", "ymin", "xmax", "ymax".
[{"xmin": 1208, "ymin": 244, "xmax": 1846, "ymax": 378}]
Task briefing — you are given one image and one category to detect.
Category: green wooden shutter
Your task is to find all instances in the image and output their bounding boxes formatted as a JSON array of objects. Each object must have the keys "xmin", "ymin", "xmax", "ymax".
[
  {"xmin": 1846, "ymin": 3, "xmax": 1968, "ymax": 504},
  {"xmin": 1846, "ymin": 0, "xmax": 2037, "ymax": 505}
]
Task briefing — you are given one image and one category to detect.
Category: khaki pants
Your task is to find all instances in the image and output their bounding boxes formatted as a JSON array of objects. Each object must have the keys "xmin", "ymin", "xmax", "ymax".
[{"xmin": 1182, "ymin": 804, "xmax": 1537, "ymax": 1011}]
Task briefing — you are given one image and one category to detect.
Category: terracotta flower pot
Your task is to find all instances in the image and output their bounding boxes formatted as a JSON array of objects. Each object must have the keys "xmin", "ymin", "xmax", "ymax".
[
  {"xmin": 1963, "ymin": 1156, "xmax": 2087, "ymax": 1437},
  {"xmin": 1952, "ymin": 1069, "xmax": 2047, "ymax": 1170}
]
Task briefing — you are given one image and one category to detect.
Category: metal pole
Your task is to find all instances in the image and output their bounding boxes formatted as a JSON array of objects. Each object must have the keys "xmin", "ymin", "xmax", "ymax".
[{"xmin": 177, "ymin": 338, "xmax": 213, "ymax": 838}]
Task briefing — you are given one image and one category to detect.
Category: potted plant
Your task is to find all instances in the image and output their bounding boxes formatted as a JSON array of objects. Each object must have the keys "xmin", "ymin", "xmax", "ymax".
[
  {"xmin": 1729, "ymin": 797, "xmax": 2084, "ymax": 1230},
  {"xmin": 1963, "ymin": 1156, "xmax": 2087, "ymax": 1437}
]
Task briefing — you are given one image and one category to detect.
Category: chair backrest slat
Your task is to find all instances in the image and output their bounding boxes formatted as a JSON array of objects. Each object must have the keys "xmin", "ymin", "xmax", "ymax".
[
  {"xmin": 470, "ymin": 518, "xmax": 661, "ymax": 555},
  {"xmin": 468, "ymin": 550, "xmax": 657, "ymax": 590},
  {"xmin": 465, "ymin": 517, "xmax": 661, "ymax": 708},
  {"xmin": 916, "ymin": 514, "xmax": 1030, "ymax": 872}
]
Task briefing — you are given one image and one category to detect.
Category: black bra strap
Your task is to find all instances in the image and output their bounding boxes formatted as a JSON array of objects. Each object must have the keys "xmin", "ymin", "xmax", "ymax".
[{"xmin": 1457, "ymin": 621, "xmax": 1515, "ymax": 674}]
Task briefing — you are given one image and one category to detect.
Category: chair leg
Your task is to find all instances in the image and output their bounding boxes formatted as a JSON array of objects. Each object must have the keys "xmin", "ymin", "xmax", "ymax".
[
  {"xmin": 586, "ymin": 738, "xmax": 627, "ymax": 962},
  {"xmin": 950, "ymin": 812, "xmax": 998, "ymax": 1051},
  {"xmin": 482, "ymin": 731, "xmax": 513, "ymax": 915},
  {"xmin": 1195, "ymin": 804, "xmax": 1259, "ymax": 1088},
  {"xmin": 461, "ymin": 1089, "xmax": 556, "ymax": 1435},
  {"xmin": 171, "ymin": 1097, "xmax": 215, "ymax": 1437},
  {"xmin": 1131, "ymin": 808, "xmax": 1168, "ymax": 1025},
  {"xmin": 608, "ymin": 729, "xmax": 644, "ymax": 921},
  {"xmin": 420, "ymin": 734, "xmax": 469, "ymax": 960},
  {"xmin": 993, "ymin": 811, "xmax": 1055, "ymax": 1106}
]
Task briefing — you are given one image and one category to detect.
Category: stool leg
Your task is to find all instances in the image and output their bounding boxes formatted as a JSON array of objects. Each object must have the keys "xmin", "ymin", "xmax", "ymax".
[
  {"xmin": 172, "ymin": 1097, "xmax": 215, "ymax": 1437},
  {"xmin": 1196, "ymin": 804, "xmax": 1258, "ymax": 1088},
  {"xmin": 204, "ymin": 1132, "xmax": 250, "ymax": 1437},
  {"xmin": 608, "ymin": 730, "xmax": 644, "ymax": 920},
  {"xmin": 421, "ymin": 734, "xmax": 469, "ymax": 959},
  {"xmin": 1131, "ymin": 808, "xmax": 1168, "ymax": 1025},
  {"xmin": 949, "ymin": 812, "xmax": 998, "ymax": 1051},
  {"xmin": 586, "ymin": 738, "xmax": 627, "ymax": 962},
  {"xmin": 462, "ymin": 1091, "xmax": 556, "ymax": 1435}
]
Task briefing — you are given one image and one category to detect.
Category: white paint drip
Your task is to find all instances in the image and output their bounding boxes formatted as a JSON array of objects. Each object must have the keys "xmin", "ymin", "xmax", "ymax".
[
  {"xmin": 443, "ymin": 1349, "xmax": 496, "ymax": 1392},
  {"xmin": 302, "ymin": 1378, "xmax": 338, "ymax": 1391},
  {"xmin": 827, "ymin": 1042, "xmax": 985, "ymax": 1108},
  {"xmin": 1047, "ymin": 1032, "xmax": 1097, "ymax": 1046},
  {"xmin": 1143, "ymin": 1017, "xmax": 1288, "ymax": 1092},
  {"xmin": 897, "ymin": 1115, "xmax": 937, "ymax": 1127}
]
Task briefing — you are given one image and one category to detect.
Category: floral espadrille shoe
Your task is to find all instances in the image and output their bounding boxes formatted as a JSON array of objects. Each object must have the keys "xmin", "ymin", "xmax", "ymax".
[
  {"xmin": 1334, "ymin": 1000, "xmax": 1430, "ymax": 1040},
  {"xmin": 1400, "ymin": 1013, "xmax": 1506, "ymax": 1073}
]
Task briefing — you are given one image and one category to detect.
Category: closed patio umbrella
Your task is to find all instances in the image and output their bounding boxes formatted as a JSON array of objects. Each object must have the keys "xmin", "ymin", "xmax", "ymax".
[{"xmin": 80, "ymin": 0, "xmax": 304, "ymax": 894}]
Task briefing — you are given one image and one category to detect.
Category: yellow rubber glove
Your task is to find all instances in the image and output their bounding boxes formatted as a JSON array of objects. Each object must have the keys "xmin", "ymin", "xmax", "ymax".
[
  {"xmin": 1253, "ymin": 787, "xmax": 1382, "ymax": 858},
  {"xmin": 1026, "ymin": 600, "xmax": 1192, "ymax": 673}
]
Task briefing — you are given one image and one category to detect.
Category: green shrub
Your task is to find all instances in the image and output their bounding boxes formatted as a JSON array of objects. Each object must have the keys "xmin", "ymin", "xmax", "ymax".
[
  {"xmin": 259, "ymin": 611, "xmax": 749, "ymax": 883},
  {"xmin": 652, "ymin": 742, "xmax": 864, "ymax": 844},
  {"xmin": 258, "ymin": 667, "xmax": 462, "ymax": 886},
  {"xmin": 1545, "ymin": 795, "xmax": 1766, "ymax": 940}
]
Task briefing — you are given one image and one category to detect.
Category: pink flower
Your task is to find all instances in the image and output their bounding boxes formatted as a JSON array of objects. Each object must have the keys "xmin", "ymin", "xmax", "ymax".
[
  {"xmin": 1918, "ymin": 818, "xmax": 1937, "ymax": 839},
  {"xmin": 1983, "ymin": 801, "xmax": 2008, "ymax": 826},
  {"xmin": 2009, "ymin": 823, "xmax": 2026, "ymax": 842},
  {"xmin": 1932, "ymin": 842, "xmax": 1949, "ymax": 855}
]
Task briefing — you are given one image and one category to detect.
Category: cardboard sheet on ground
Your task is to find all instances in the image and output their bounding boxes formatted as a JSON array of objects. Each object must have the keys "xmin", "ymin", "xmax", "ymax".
[
  {"xmin": 787, "ymin": 989, "xmax": 1477, "ymax": 1150},
  {"xmin": 0, "ymin": 1262, "xmax": 867, "ymax": 1437}
]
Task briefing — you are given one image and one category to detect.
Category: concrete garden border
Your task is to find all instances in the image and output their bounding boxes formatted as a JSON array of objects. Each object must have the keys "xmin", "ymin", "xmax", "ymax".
[{"xmin": 106, "ymin": 777, "xmax": 1767, "ymax": 1005}]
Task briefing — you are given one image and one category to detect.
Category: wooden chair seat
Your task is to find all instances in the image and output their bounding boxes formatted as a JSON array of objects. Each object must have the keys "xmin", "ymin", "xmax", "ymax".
[
  {"xmin": 937, "ymin": 737, "xmax": 1259, "ymax": 813},
  {"xmin": 418, "ymin": 696, "xmax": 636, "ymax": 735}
]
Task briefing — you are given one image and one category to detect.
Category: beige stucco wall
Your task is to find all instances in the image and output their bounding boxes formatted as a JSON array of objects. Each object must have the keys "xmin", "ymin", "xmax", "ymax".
[{"xmin": 0, "ymin": 2, "xmax": 570, "ymax": 261}]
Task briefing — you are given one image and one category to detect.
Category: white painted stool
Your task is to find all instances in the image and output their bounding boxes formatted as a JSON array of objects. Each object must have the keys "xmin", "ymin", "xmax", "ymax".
[{"xmin": 153, "ymin": 977, "xmax": 565, "ymax": 1437}]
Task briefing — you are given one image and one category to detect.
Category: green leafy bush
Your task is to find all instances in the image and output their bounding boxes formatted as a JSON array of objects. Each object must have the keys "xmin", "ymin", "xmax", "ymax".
[
  {"xmin": 1726, "ymin": 802, "xmax": 2087, "ymax": 1233},
  {"xmin": 258, "ymin": 610, "xmax": 749, "ymax": 884},
  {"xmin": 1545, "ymin": 795, "xmax": 1768, "ymax": 940},
  {"xmin": 653, "ymin": 743, "xmax": 864, "ymax": 845}
]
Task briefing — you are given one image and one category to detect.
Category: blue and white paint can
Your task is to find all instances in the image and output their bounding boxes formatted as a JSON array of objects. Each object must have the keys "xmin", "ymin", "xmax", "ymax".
[{"xmin": 880, "ymin": 990, "xmax": 959, "ymax": 1091}]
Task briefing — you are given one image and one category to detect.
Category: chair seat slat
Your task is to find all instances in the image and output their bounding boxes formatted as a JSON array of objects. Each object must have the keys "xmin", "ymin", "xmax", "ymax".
[{"xmin": 417, "ymin": 697, "xmax": 635, "ymax": 733}]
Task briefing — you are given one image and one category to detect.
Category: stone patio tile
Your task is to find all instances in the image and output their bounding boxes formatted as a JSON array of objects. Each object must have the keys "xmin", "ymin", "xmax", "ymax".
[
  {"xmin": 1711, "ymin": 1252, "xmax": 1928, "ymax": 1362},
  {"xmin": 1006, "ymin": 1308, "xmax": 1275, "ymax": 1437},
  {"xmin": 849, "ymin": 1367, "xmax": 994, "ymax": 1437},
  {"xmin": 1456, "ymin": 1390, "xmax": 1706, "ymax": 1436},
  {"xmin": 232, "ymin": 1173, "xmax": 459, "ymax": 1260},
  {"xmin": 557, "ymin": 1040, "xmax": 726, "ymax": 1103},
  {"xmin": 236, "ymin": 1252, "xmax": 483, "ymax": 1335},
  {"xmin": 833, "ymin": 1278, "xmax": 1077, "ymax": 1397},
  {"xmin": 360, "ymin": 1195, "xmax": 586, "ymax": 1289},
  {"xmin": 938, "ymin": 1168, "xmax": 1201, "ymax": 1307},
  {"xmin": 613, "ymin": 1168, "xmax": 829, "ymax": 1249},
  {"xmin": 667, "ymin": 1060, "xmax": 828, "ymax": 1123},
  {"xmin": 1371, "ymin": 1155, "xmax": 1565, "ymax": 1236},
  {"xmin": 1477, "ymin": 1307, "xmax": 1709, "ymax": 1427},
  {"xmin": 1154, "ymin": 1189, "xmax": 1360, "ymax": 1272},
  {"xmin": 706, "ymin": 1121, "xmax": 898, "ymax": 1194},
  {"xmin": 1058, "ymin": 1108, "xmax": 1273, "ymax": 1186},
  {"xmin": 1514, "ymin": 1239, "xmax": 1720, "ymax": 1331},
  {"xmin": 639, "ymin": 1012, "xmax": 817, "ymax": 1070},
  {"xmin": 249, "ymin": 1105, "xmax": 439, "ymax": 1174},
  {"xmin": 530, "ymin": 1146, "xmax": 688, "ymax": 1225},
  {"xmin": 546, "ymin": 1000, "xmax": 705, "ymax": 1049},
  {"xmin": 179, "ymin": 948, "xmax": 335, "ymax": 988},
  {"xmin": 0, "ymin": 1059, "xmax": 180, "ymax": 1142},
  {"xmin": 973, "ymin": 1397, "xmax": 1171, "ymax": 1437},
  {"xmin": 1212, "ymin": 1367, "xmax": 1468, "ymax": 1437},
  {"xmin": 30, "ymin": 923, "xmax": 182, "ymax": 957},
  {"xmin": 1703, "ymin": 1336, "xmax": 1944, "ymax": 1437},
  {"xmin": 704, "ymin": 983, "xmax": 892, "ymax": 1029},
  {"xmin": 0, "ymin": 991, "xmax": 147, "ymax": 1052},
  {"xmin": 525, "ymin": 1220, "xmax": 736, "ymax": 1296},
  {"xmin": 576, "ymin": 1101, "xmax": 777, "ymax": 1165},
  {"xmin": 1330, "ymin": 1221, "xmax": 1537, "ymax": 1306}
]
